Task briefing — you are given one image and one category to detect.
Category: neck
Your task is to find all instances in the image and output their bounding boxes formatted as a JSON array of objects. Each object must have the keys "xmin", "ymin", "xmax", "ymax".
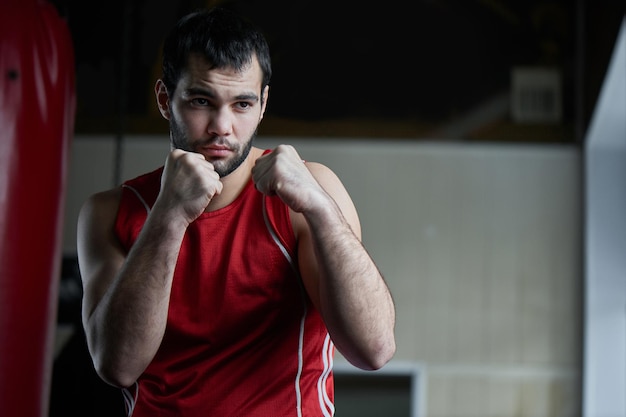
[{"xmin": 204, "ymin": 146, "xmax": 263, "ymax": 212}]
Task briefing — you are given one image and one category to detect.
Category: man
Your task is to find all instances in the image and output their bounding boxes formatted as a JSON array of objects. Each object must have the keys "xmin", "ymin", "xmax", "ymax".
[{"xmin": 77, "ymin": 7, "xmax": 395, "ymax": 416}]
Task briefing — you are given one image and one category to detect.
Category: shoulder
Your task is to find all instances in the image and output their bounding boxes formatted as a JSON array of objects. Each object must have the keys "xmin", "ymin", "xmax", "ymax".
[
  {"xmin": 82, "ymin": 167, "xmax": 163, "ymax": 213},
  {"xmin": 305, "ymin": 161, "xmax": 355, "ymax": 215},
  {"xmin": 79, "ymin": 187, "xmax": 123, "ymax": 228},
  {"xmin": 89, "ymin": 167, "xmax": 164, "ymax": 217},
  {"xmin": 292, "ymin": 160, "xmax": 362, "ymax": 238},
  {"xmin": 304, "ymin": 161, "xmax": 341, "ymax": 187},
  {"xmin": 83, "ymin": 187, "xmax": 122, "ymax": 211}
]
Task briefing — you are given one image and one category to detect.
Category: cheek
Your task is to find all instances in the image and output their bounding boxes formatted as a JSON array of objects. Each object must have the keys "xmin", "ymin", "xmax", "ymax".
[
  {"xmin": 236, "ymin": 112, "xmax": 263, "ymax": 134},
  {"xmin": 179, "ymin": 111, "xmax": 207, "ymax": 134}
]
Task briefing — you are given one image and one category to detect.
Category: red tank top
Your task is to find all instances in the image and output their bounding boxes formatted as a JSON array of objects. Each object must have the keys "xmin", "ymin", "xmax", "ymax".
[{"xmin": 114, "ymin": 163, "xmax": 335, "ymax": 416}]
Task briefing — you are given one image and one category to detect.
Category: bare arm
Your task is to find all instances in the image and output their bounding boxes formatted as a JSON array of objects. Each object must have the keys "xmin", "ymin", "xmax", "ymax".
[
  {"xmin": 77, "ymin": 150, "xmax": 222, "ymax": 387},
  {"xmin": 252, "ymin": 145, "xmax": 396, "ymax": 370}
]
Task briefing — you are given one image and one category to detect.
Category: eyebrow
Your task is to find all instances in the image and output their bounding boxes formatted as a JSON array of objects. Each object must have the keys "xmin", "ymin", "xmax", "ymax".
[{"xmin": 184, "ymin": 87, "xmax": 259, "ymax": 102}]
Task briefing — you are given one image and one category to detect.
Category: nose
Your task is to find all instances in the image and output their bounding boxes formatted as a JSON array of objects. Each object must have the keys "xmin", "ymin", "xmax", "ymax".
[{"xmin": 207, "ymin": 108, "xmax": 233, "ymax": 137}]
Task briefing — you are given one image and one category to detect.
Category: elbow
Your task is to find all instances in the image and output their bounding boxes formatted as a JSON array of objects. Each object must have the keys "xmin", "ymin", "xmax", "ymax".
[
  {"xmin": 365, "ymin": 339, "xmax": 396, "ymax": 371},
  {"xmin": 84, "ymin": 323, "xmax": 143, "ymax": 388},
  {"xmin": 364, "ymin": 322, "xmax": 397, "ymax": 370},
  {"xmin": 87, "ymin": 339, "xmax": 142, "ymax": 388},
  {"xmin": 344, "ymin": 336, "xmax": 396, "ymax": 371},
  {"xmin": 92, "ymin": 354, "xmax": 140, "ymax": 389}
]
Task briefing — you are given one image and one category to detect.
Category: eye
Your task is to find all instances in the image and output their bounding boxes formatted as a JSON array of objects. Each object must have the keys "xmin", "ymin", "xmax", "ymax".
[
  {"xmin": 235, "ymin": 101, "xmax": 252, "ymax": 111},
  {"xmin": 191, "ymin": 98, "xmax": 210, "ymax": 106}
]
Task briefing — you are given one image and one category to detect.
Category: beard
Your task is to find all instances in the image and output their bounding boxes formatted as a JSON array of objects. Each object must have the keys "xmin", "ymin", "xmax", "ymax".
[{"xmin": 170, "ymin": 117, "xmax": 256, "ymax": 177}]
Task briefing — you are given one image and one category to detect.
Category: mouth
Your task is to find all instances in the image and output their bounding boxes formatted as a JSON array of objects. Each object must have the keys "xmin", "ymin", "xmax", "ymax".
[{"xmin": 199, "ymin": 143, "xmax": 233, "ymax": 159}]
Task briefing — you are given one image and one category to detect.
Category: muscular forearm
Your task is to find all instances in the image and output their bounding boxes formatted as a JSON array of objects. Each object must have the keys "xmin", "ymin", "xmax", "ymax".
[
  {"xmin": 82, "ymin": 150, "xmax": 222, "ymax": 387},
  {"xmin": 304, "ymin": 200, "xmax": 396, "ymax": 370},
  {"xmin": 252, "ymin": 147, "xmax": 395, "ymax": 368},
  {"xmin": 86, "ymin": 209, "xmax": 187, "ymax": 387}
]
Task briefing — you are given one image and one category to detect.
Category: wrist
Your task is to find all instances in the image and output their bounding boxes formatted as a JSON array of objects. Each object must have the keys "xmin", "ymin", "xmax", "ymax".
[
  {"xmin": 148, "ymin": 201, "xmax": 192, "ymax": 235},
  {"xmin": 302, "ymin": 194, "xmax": 348, "ymax": 231}
]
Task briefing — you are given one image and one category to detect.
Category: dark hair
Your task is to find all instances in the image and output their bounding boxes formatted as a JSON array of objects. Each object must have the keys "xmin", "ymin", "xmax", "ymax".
[{"xmin": 161, "ymin": 7, "xmax": 272, "ymax": 95}]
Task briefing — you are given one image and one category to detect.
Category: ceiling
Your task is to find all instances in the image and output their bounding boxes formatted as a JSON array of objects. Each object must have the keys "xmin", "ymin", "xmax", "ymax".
[{"xmin": 51, "ymin": 0, "xmax": 625, "ymax": 143}]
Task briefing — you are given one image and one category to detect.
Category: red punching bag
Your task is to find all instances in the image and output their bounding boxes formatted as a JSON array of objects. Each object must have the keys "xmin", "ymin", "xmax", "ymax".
[{"xmin": 0, "ymin": 1, "xmax": 75, "ymax": 416}]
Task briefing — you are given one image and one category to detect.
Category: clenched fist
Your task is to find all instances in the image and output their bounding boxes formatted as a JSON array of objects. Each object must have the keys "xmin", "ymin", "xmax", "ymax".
[
  {"xmin": 252, "ymin": 145, "xmax": 326, "ymax": 213},
  {"xmin": 156, "ymin": 149, "xmax": 223, "ymax": 224}
]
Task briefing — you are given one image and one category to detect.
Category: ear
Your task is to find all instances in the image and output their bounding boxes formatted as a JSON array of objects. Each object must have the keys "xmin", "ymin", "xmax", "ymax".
[
  {"xmin": 155, "ymin": 79, "xmax": 171, "ymax": 120},
  {"xmin": 259, "ymin": 85, "xmax": 269, "ymax": 121}
]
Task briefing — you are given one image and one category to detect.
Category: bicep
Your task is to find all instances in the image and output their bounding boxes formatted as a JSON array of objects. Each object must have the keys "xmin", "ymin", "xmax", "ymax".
[{"xmin": 77, "ymin": 188, "xmax": 126, "ymax": 324}]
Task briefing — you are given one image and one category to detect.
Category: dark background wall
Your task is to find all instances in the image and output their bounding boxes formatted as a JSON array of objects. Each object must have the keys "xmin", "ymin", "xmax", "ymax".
[{"xmin": 49, "ymin": 0, "xmax": 626, "ymax": 142}]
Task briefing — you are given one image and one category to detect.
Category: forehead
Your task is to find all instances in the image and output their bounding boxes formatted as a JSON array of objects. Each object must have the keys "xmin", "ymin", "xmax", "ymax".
[{"xmin": 180, "ymin": 53, "xmax": 263, "ymax": 92}]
